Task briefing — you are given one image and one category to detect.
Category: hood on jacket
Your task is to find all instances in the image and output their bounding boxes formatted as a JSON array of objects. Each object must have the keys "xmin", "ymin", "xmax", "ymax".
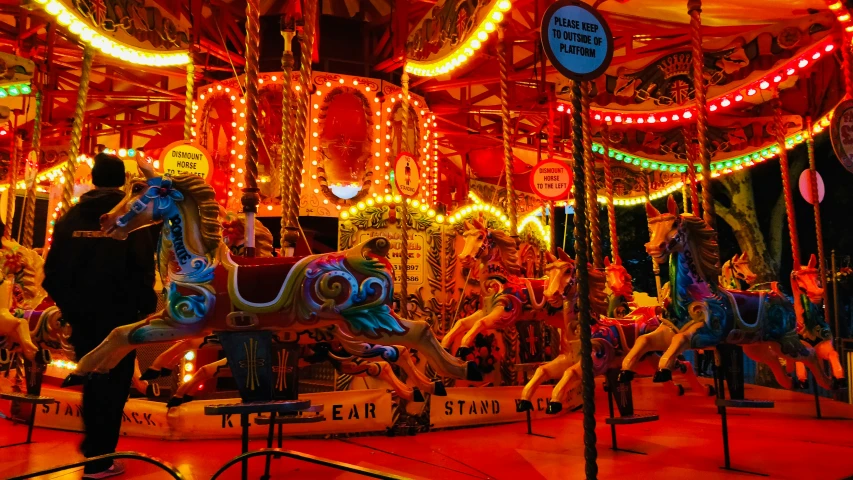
[{"xmin": 76, "ymin": 188, "xmax": 125, "ymax": 221}]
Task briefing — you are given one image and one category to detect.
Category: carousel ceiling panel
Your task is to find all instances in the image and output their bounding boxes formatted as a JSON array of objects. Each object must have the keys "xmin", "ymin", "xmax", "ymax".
[{"xmin": 598, "ymin": 0, "xmax": 828, "ymax": 27}]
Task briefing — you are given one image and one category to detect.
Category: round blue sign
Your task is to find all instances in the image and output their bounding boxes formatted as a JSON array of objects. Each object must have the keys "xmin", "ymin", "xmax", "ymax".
[{"xmin": 541, "ymin": 1, "xmax": 613, "ymax": 81}]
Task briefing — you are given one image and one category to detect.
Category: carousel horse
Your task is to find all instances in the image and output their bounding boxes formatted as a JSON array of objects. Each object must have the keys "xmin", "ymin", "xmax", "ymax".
[
  {"xmin": 65, "ymin": 164, "xmax": 480, "ymax": 391},
  {"xmin": 144, "ymin": 213, "xmax": 442, "ymax": 405},
  {"xmin": 618, "ymin": 196, "xmax": 832, "ymax": 391},
  {"xmin": 604, "ymin": 256, "xmax": 634, "ymax": 318},
  {"xmin": 790, "ymin": 255, "xmax": 845, "ymax": 388},
  {"xmin": 718, "ymin": 253, "xmax": 757, "ymax": 290},
  {"xmin": 0, "ymin": 236, "xmax": 49, "ymax": 363},
  {"xmin": 441, "ymin": 219, "xmax": 552, "ymax": 357},
  {"xmin": 517, "ymin": 250, "xmax": 708, "ymax": 414}
]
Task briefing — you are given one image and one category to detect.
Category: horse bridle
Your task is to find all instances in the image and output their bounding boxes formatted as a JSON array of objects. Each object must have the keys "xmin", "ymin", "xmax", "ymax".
[{"xmin": 115, "ymin": 176, "xmax": 182, "ymax": 228}]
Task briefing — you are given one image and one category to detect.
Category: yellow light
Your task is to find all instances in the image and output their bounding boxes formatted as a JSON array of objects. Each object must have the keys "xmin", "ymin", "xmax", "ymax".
[
  {"xmin": 184, "ymin": 363, "xmax": 194, "ymax": 372},
  {"xmin": 436, "ymin": 214, "xmax": 444, "ymax": 223},
  {"xmin": 183, "ymin": 374, "xmax": 193, "ymax": 382},
  {"xmin": 394, "ymin": 195, "xmax": 403, "ymax": 203},
  {"xmin": 184, "ymin": 351, "xmax": 195, "ymax": 361},
  {"xmin": 341, "ymin": 211, "xmax": 349, "ymax": 219}
]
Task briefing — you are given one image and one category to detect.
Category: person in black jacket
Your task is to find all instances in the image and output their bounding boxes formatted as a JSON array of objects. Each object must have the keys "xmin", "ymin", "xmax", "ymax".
[{"xmin": 43, "ymin": 153, "xmax": 157, "ymax": 479}]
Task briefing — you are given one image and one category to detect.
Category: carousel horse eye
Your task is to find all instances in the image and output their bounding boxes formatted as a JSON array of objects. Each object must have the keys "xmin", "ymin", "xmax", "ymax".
[{"xmin": 132, "ymin": 184, "xmax": 145, "ymax": 193}]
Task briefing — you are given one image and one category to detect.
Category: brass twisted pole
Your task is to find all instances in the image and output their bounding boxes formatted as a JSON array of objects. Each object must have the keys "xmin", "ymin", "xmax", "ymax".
[
  {"xmin": 570, "ymin": 80, "xmax": 598, "ymax": 480},
  {"xmin": 497, "ymin": 24, "xmax": 517, "ymax": 234},
  {"xmin": 683, "ymin": 126, "xmax": 701, "ymax": 216},
  {"xmin": 6, "ymin": 130, "xmax": 19, "ymax": 239},
  {"xmin": 240, "ymin": 0, "xmax": 262, "ymax": 257},
  {"xmin": 280, "ymin": 26, "xmax": 297, "ymax": 255},
  {"xmin": 774, "ymin": 96, "xmax": 800, "ymax": 266},
  {"xmin": 23, "ymin": 87, "xmax": 42, "ymax": 248},
  {"xmin": 183, "ymin": 57, "xmax": 195, "ymax": 141},
  {"xmin": 806, "ymin": 116, "xmax": 830, "ymax": 321},
  {"xmin": 843, "ymin": 41, "xmax": 853, "ymax": 98},
  {"xmin": 688, "ymin": 0, "xmax": 715, "ymax": 229},
  {"xmin": 62, "ymin": 45, "xmax": 94, "ymax": 217},
  {"xmin": 399, "ymin": 69, "xmax": 411, "ymax": 319},
  {"xmin": 601, "ymin": 124, "xmax": 618, "ymax": 263},
  {"xmin": 289, "ymin": 0, "xmax": 316, "ymax": 235},
  {"xmin": 582, "ymin": 83, "xmax": 602, "ymax": 268}
]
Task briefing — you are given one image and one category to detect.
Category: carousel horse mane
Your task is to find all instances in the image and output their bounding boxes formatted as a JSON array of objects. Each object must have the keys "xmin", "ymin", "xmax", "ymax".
[
  {"xmin": 170, "ymin": 174, "xmax": 223, "ymax": 252},
  {"xmin": 15, "ymin": 247, "xmax": 47, "ymax": 309},
  {"xmin": 679, "ymin": 213, "xmax": 721, "ymax": 281},
  {"xmin": 489, "ymin": 228, "xmax": 521, "ymax": 275}
]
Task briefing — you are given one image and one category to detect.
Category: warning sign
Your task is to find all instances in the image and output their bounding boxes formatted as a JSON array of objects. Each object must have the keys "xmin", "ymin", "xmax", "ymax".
[
  {"xmin": 394, "ymin": 152, "xmax": 420, "ymax": 198},
  {"xmin": 159, "ymin": 141, "xmax": 212, "ymax": 180},
  {"xmin": 530, "ymin": 159, "xmax": 572, "ymax": 201},
  {"xmin": 359, "ymin": 230, "xmax": 425, "ymax": 287}
]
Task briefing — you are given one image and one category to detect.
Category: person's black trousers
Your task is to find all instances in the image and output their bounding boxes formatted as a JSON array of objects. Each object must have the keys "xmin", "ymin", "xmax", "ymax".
[{"xmin": 70, "ymin": 323, "xmax": 136, "ymax": 474}]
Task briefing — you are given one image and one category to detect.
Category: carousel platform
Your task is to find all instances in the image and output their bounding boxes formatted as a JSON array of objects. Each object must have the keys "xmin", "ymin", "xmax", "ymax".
[{"xmin": 2, "ymin": 378, "xmax": 853, "ymax": 480}]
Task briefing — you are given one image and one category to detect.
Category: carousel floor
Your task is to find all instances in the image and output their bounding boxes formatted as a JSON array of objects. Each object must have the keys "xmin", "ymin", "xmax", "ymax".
[{"xmin": 2, "ymin": 378, "xmax": 853, "ymax": 480}]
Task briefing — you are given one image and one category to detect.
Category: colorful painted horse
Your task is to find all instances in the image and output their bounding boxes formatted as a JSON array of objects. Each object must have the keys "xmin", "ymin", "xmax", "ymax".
[
  {"xmin": 517, "ymin": 250, "xmax": 708, "ymax": 414},
  {"xmin": 618, "ymin": 197, "xmax": 831, "ymax": 391},
  {"xmin": 0, "ymin": 236, "xmax": 49, "ymax": 363},
  {"xmin": 67, "ymin": 165, "xmax": 480, "ymax": 389},
  {"xmin": 604, "ymin": 256, "xmax": 633, "ymax": 318},
  {"xmin": 790, "ymin": 255, "xmax": 844, "ymax": 388},
  {"xmin": 718, "ymin": 253, "xmax": 757, "ymax": 290},
  {"xmin": 441, "ymin": 219, "xmax": 553, "ymax": 357}
]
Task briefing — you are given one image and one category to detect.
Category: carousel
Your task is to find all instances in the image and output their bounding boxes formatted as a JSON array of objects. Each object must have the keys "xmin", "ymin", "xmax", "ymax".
[{"xmin": 1, "ymin": 0, "xmax": 853, "ymax": 478}]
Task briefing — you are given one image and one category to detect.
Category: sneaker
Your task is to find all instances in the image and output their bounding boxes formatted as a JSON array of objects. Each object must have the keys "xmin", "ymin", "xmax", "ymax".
[{"xmin": 82, "ymin": 460, "xmax": 126, "ymax": 479}]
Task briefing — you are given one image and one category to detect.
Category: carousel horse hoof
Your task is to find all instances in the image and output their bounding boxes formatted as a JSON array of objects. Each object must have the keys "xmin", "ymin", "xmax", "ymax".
[
  {"xmin": 61, "ymin": 373, "xmax": 85, "ymax": 388},
  {"xmin": 652, "ymin": 369, "xmax": 672, "ymax": 383},
  {"xmin": 139, "ymin": 368, "xmax": 163, "ymax": 381},
  {"xmin": 676, "ymin": 384, "xmax": 685, "ymax": 396},
  {"xmin": 36, "ymin": 349, "xmax": 51, "ymax": 365},
  {"xmin": 412, "ymin": 387, "xmax": 425, "ymax": 403},
  {"xmin": 167, "ymin": 395, "xmax": 192, "ymax": 408},
  {"xmin": 516, "ymin": 399, "xmax": 533, "ymax": 412},
  {"xmin": 433, "ymin": 380, "xmax": 447, "ymax": 397},
  {"xmin": 545, "ymin": 401, "xmax": 562, "ymax": 414},
  {"xmin": 617, "ymin": 370, "xmax": 635, "ymax": 383},
  {"xmin": 466, "ymin": 362, "xmax": 483, "ymax": 381},
  {"xmin": 456, "ymin": 346, "xmax": 473, "ymax": 359},
  {"xmin": 706, "ymin": 384, "xmax": 716, "ymax": 396}
]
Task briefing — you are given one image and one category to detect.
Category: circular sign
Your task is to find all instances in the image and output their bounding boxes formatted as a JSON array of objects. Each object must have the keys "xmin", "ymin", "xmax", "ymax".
[
  {"xmin": 830, "ymin": 99, "xmax": 853, "ymax": 175},
  {"xmin": 394, "ymin": 152, "xmax": 420, "ymax": 198},
  {"xmin": 159, "ymin": 141, "xmax": 213, "ymax": 180},
  {"xmin": 540, "ymin": 0, "xmax": 613, "ymax": 81},
  {"xmin": 798, "ymin": 170, "xmax": 825, "ymax": 205},
  {"xmin": 530, "ymin": 160, "xmax": 573, "ymax": 201}
]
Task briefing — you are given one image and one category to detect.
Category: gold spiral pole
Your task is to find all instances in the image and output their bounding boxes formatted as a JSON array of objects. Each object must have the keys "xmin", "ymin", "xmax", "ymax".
[
  {"xmin": 23, "ymin": 86, "xmax": 42, "ymax": 248},
  {"xmin": 240, "ymin": 0, "xmax": 262, "ymax": 257},
  {"xmin": 582, "ymin": 83, "xmax": 602, "ymax": 268},
  {"xmin": 843, "ymin": 41, "xmax": 853, "ymax": 98},
  {"xmin": 569, "ymin": 79, "xmax": 598, "ymax": 480},
  {"xmin": 280, "ymin": 25, "xmax": 297, "ymax": 255},
  {"xmin": 774, "ymin": 96, "xmax": 800, "ymax": 267},
  {"xmin": 688, "ymin": 0, "xmax": 715, "ymax": 229},
  {"xmin": 601, "ymin": 124, "xmax": 618, "ymax": 263},
  {"xmin": 6, "ymin": 128, "xmax": 19, "ymax": 239},
  {"xmin": 62, "ymin": 45, "xmax": 94, "ymax": 217},
  {"xmin": 805, "ymin": 116, "xmax": 830, "ymax": 321},
  {"xmin": 183, "ymin": 57, "xmax": 195, "ymax": 141},
  {"xmin": 288, "ymin": 0, "xmax": 316, "ymax": 239},
  {"xmin": 497, "ymin": 24, "xmax": 517, "ymax": 234},
  {"xmin": 399, "ymin": 69, "xmax": 411, "ymax": 319}
]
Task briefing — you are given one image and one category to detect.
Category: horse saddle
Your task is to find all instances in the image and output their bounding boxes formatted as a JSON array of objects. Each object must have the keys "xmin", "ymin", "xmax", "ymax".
[
  {"xmin": 228, "ymin": 255, "xmax": 306, "ymax": 307},
  {"xmin": 721, "ymin": 289, "xmax": 765, "ymax": 333}
]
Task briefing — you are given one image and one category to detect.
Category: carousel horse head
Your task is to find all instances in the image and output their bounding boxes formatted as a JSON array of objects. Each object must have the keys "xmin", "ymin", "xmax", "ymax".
[
  {"xmin": 645, "ymin": 195, "xmax": 720, "ymax": 281},
  {"xmin": 458, "ymin": 219, "xmax": 520, "ymax": 275},
  {"xmin": 543, "ymin": 248, "xmax": 575, "ymax": 304},
  {"xmin": 731, "ymin": 253, "xmax": 757, "ymax": 286},
  {"xmin": 791, "ymin": 254, "xmax": 824, "ymax": 304},
  {"xmin": 603, "ymin": 256, "xmax": 632, "ymax": 298},
  {"xmin": 791, "ymin": 254, "xmax": 832, "ymax": 342}
]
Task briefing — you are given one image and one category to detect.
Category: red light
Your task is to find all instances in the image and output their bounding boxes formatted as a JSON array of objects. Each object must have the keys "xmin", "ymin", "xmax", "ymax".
[
  {"xmin": 735, "ymin": 94, "xmax": 743, "ymax": 101},
  {"xmin": 614, "ymin": 115, "xmax": 622, "ymax": 123},
  {"xmin": 683, "ymin": 111, "xmax": 693, "ymax": 119},
  {"xmin": 798, "ymin": 59, "xmax": 809, "ymax": 68},
  {"xmin": 604, "ymin": 115, "xmax": 612, "ymax": 122},
  {"xmin": 709, "ymin": 104, "xmax": 718, "ymax": 111},
  {"xmin": 672, "ymin": 114, "xmax": 680, "ymax": 121},
  {"xmin": 647, "ymin": 116, "xmax": 656, "ymax": 124},
  {"xmin": 786, "ymin": 68, "xmax": 795, "ymax": 75},
  {"xmin": 637, "ymin": 118, "xmax": 645, "ymax": 124},
  {"xmin": 557, "ymin": 104, "xmax": 565, "ymax": 112},
  {"xmin": 773, "ymin": 75, "xmax": 782, "ymax": 83},
  {"xmin": 625, "ymin": 117, "xmax": 633, "ymax": 124},
  {"xmin": 594, "ymin": 114, "xmax": 601, "ymax": 120},
  {"xmin": 720, "ymin": 98, "xmax": 731, "ymax": 107},
  {"xmin": 812, "ymin": 52, "xmax": 821, "ymax": 60},
  {"xmin": 660, "ymin": 116, "xmax": 668, "ymax": 122},
  {"xmin": 759, "ymin": 80, "xmax": 770, "ymax": 89},
  {"xmin": 826, "ymin": 44, "xmax": 835, "ymax": 52},
  {"xmin": 0, "ymin": 130, "xmax": 6, "ymax": 136}
]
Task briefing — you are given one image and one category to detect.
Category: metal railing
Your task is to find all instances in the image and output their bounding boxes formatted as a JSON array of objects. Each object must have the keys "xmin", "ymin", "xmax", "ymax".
[
  {"xmin": 210, "ymin": 448, "xmax": 408, "ymax": 480},
  {"xmin": 8, "ymin": 452, "xmax": 184, "ymax": 480}
]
